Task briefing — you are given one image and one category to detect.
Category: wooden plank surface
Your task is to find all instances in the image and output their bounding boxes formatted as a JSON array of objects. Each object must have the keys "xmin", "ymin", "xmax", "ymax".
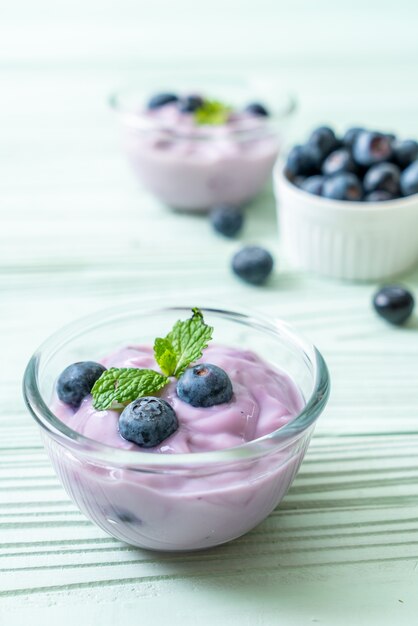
[{"xmin": 1, "ymin": 1, "xmax": 418, "ymax": 623}]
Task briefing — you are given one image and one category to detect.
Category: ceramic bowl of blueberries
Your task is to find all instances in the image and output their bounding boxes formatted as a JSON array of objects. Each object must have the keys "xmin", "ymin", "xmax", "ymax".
[
  {"xmin": 274, "ymin": 126, "xmax": 418, "ymax": 281},
  {"xmin": 110, "ymin": 77, "xmax": 296, "ymax": 211},
  {"xmin": 23, "ymin": 303, "xmax": 329, "ymax": 551}
]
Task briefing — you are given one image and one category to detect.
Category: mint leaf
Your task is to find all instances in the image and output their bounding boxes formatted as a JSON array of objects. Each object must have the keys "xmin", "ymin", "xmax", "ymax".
[
  {"xmin": 91, "ymin": 368, "xmax": 168, "ymax": 410},
  {"xmin": 194, "ymin": 100, "xmax": 231, "ymax": 126},
  {"xmin": 153, "ymin": 337, "xmax": 178, "ymax": 377},
  {"xmin": 154, "ymin": 308, "xmax": 213, "ymax": 377}
]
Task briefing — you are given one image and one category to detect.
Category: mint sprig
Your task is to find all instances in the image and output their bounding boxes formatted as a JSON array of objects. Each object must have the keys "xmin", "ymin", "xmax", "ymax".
[
  {"xmin": 91, "ymin": 308, "xmax": 213, "ymax": 410},
  {"xmin": 91, "ymin": 368, "xmax": 168, "ymax": 410},
  {"xmin": 154, "ymin": 308, "xmax": 213, "ymax": 377},
  {"xmin": 194, "ymin": 100, "xmax": 231, "ymax": 126}
]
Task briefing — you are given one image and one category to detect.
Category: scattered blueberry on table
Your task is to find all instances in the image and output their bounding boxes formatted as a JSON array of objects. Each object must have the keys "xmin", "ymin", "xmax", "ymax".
[
  {"xmin": 119, "ymin": 397, "xmax": 178, "ymax": 447},
  {"xmin": 210, "ymin": 205, "xmax": 244, "ymax": 238},
  {"xmin": 57, "ymin": 361, "xmax": 106, "ymax": 409},
  {"xmin": 373, "ymin": 285, "xmax": 415, "ymax": 325},
  {"xmin": 177, "ymin": 363, "xmax": 233, "ymax": 408},
  {"xmin": 285, "ymin": 125, "xmax": 418, "ymax": 201},
  {"xmin": 232, "ymin": 245, "xmax": 274, "ymax": 285}
]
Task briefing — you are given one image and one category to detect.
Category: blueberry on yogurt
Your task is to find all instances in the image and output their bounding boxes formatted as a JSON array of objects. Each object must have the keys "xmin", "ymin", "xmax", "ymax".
[
  {"xmin": 119, "ymin": 397, "xmax": 178, "ymax": 447},
  {"xmin": 178, "ymin": 95, "xmax": 204, "ymax": 113},
  {"xmin": 147, "ymin": 92, "xmax": 179, "ymax": 109},
  {"xmin": 244, "ymin": 102, "xmax": 270, "ymax": 117},
  {"xmin": 177, "ymin": 364, "xmax": 233, "ymax": 408},
  {"xmin": 57, "ymin": 362, "xmax": 106, "ymax": 409}
]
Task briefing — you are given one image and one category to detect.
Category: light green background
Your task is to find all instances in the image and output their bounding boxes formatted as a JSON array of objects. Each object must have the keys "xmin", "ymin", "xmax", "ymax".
[{"xmin": 1, "ymin": 1, "xmax": 418, "ymax": 624}]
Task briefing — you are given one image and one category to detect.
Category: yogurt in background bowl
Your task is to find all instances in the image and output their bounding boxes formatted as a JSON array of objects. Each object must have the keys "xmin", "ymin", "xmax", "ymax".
[{"xmin": 110, "ymin": 78, "xmax": 296, "ymax": 211}]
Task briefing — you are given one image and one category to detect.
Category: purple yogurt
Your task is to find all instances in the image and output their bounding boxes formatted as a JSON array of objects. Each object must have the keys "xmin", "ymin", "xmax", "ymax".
[
  {"xmin": 111, "ymin": 92, "xmax": 288, "ymax": 211},
  {"xmin": 24, "ymin": 306, "xmax": 329, "ymax": 551},
  {"xmin": 47, "ymin": 345, "xmax": 307, "ymax": 550}
]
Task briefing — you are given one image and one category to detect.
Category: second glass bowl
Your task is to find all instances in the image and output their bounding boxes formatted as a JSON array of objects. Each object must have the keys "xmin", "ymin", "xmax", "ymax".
[{"xmin": 110, "ymin": 77, "xmax": 296, "ymax": 211}]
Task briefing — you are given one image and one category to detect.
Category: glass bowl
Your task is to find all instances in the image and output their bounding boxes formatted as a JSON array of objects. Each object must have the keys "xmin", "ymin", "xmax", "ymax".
[
  {"xmin": 23, "ymin": 304, "xmax": 329, "ymax": 551},
  {"xmin": 109, "ymin": 77, "xmax": 296, "ymax": 211}
]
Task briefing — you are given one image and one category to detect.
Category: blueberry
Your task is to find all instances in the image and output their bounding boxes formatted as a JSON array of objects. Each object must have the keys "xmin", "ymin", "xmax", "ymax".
[
  {"xmin": 400, "ymin": 161, "xmax": 418, "ymax": 196},
  {"xmin": 392, "ymin": 139, "xmax": 418, "ymax": 169},
  {"xmin": 244, "ymin": 102, "xmax": 270, "ymax": 117},
  {"xmin": 232, "ymin": 246, "xmax": 274, "ymax": 285},
  {"xmin": 352, "ymin": 131, "xmax": 393, "ymax": 167},
  {"xmin": 285, "ymin": 144, "xmax": 322, "ymax": 178},
  {"xmin": 342, "ymin": 127, "xmax": 365, "ymax": 149},
  {"xmin": 210, "ymin": 205, "xmax": 244, "ymax": 238},
  {"xmin": 177, "ymin": 364, "xmax": 233, "ymax": 408},
  {"xmin": 178, "ymin": 95, "xmax": 204, "ymax": 113},
  {"xmin": 293, "ymin": 176, "xmax": 306, "ymax": 188},
  {"xmin": 119, "ymin": 397, "xmax": 178, "ymax": 447},
  {"xmin": 299, "ymin": 175, "xmax": 325, "ymax": 196},
  {"xmin": 308, "ymin": 126, "xmax": 339, "ymax": 159},
  {"xmin": 322, "ymin": 173, "xmax": 363, "ymax": 201},
  {"xmin": 373, "ymin": 285, "xmax": 414, "ymax": 325},
  {"xmin": 363, "ymin": 162, "xmax": 401, "ymax": 196},
  {"xmin": 57, "ymin": 362, "xmax": 106, "ymax": 409},
  {"xmin": 364, "ymin": 191, "xmax": 395, "ymax": 202},
  {"xmin": 322, "ymin": 149, "xmax": 356, "ymax": 177},
  {"xmin": 147, "ymin": 93, "xmax": 179, "ymax": 109}
]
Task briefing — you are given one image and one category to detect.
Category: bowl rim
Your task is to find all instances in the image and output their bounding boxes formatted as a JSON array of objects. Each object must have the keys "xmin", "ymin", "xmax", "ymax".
[
  {"xmin": 22, "ymin": 303, "xmax": 330, "ymax": 469},
  {"xmin": 274, "ymin": 161, "xmax": 418, "ymax": 212},
  {"xmin": 108, "ymin": 82, "xmax": 297, "ymax": 141}
]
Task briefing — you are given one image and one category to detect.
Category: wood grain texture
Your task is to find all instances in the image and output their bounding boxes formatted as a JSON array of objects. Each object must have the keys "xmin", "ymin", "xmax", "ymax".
[{"xmin": 1, "ymin": 1, "xmax": 418, "ymax": 623}]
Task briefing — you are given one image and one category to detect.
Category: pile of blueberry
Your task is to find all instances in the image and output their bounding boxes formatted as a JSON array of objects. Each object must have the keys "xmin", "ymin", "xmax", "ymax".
[
  {"xmin": 147, "ymin": 91, "xmax": 270, "ymax": 117},
  {"xmin": 285, "ymin": 126, "xmax": 418, "ymax": 201}
]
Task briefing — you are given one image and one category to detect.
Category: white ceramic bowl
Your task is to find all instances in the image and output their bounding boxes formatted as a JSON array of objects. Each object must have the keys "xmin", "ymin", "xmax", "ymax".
[{"xmin": 274, "ymin": 164, "xmax": 418, "ymax": 281}]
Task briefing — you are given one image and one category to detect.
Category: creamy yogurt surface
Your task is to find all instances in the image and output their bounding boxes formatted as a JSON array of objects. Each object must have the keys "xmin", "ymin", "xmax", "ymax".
[
  {"xmin": 121, "ymin": 96, "xmax": 280, "ymax": 210},
  {"xmin": 54, "ymin": 344, "xmax": 304, "ymax": 453}
]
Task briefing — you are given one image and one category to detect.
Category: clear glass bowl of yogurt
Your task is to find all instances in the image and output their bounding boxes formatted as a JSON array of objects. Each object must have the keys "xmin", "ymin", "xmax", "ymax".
[
  {"xmin": 109, "ymin": 77, "xmax": 296, "ymax": 211},
  {"xmin": 23, "ymin": 304, "xmax": 329, "ymax": 551}
]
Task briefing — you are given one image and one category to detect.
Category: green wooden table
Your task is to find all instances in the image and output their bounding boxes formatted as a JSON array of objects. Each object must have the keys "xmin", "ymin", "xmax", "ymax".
[{"xmin": 1, "ymin": 1, "xmax": 418, "ymax": 623}]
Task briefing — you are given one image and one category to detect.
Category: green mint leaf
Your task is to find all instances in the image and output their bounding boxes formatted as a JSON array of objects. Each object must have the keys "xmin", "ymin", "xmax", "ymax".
[
  {"xmin": 153, "ymin": 337, "xmax": 178, "ymax": 377},
  {"xmin": 91, "ymin": 368, "xmax": 168, "ymax": 410},
  {"xmin": 154, "ymin": 308, "xmax": 213, "ymax": 378},
  {"xmin": 194, "ymin": 100, "xmax": 231, "ymax": 126}
]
